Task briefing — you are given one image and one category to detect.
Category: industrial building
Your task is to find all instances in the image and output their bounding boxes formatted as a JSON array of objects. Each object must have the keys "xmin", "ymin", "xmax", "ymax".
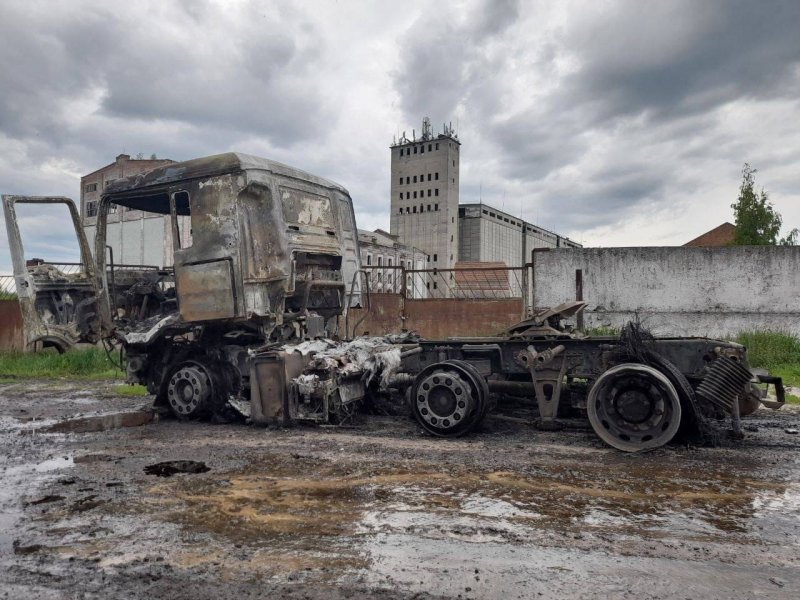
[
  {"xmin": 389, "ymin": 118, "xmax": 580, "ymax": 297},
  {"xmin": 389, "ymin": 118, "xmax": 461, "ymax": 273},
  {"xmin": 357, "ymin": 229, "xmax": 426, "ymax": 295},
  {"xmin": 81, "ymin": 153, "xmax": 178, "ymax": 266},
  {"xmin": 458, "ymin": 203, "xmax": 581, "ymax": 266}
]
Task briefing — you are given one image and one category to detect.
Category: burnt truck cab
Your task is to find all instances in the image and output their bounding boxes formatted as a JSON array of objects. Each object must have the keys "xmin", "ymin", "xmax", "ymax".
[
  {"xmin": 87, "ymin": 153, "xmax": 363, "ymax": 412},
  {"xmin": 96, "ymin": 152, "xmax": 361, "ymax": 342}
]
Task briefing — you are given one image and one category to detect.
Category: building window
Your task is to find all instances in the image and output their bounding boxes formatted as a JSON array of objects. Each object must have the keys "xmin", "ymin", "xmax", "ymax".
[
  {"xmin": 406, "ymin": 176, "xmax": 410, "ymax": 184},
  {"xmin": 421, "ymin": 145, "xmax": 425, "ymax": 154},
  {"xmin": 86, "ymin": 201, "xmax": 98, "ymax": 217},
  {"xmin": 413, "ymin": 191, "xmax": 417, "ymax": 198},
  {"xmin": 435, "ymin": 189, "xmax": 439, "ymax": 196},
  {"xmin": 428, "ymin": 144, "xmax": 432, "ymax": 151},
  {"xmin": 427, "ymin": 189, "xmax": 431, "ymax": 197},
  {"xmin": 84, "ymin": 183, "xmax": 98, "ymax": 193},
  {"xmin": 420, "ymin": 204, "xmax": 423, "ymax": 213},
  {"xmin": 378, "ymin": 256, "xmax": 383, "ymax": 266},
  {"xmin": 427, "ymin": 204, "xmax": 431, "ymax": 211},
  {"xmin": 366, "ymin": 254, "xmax": 372, "ymax": 265},
  {"xmin": 433, "ymin": 282, "xmax": 438, "ymax": 290},
  {"xmin": 399, "ymin": 177, "xmax": 403, "ymax": 185},
  {"xmin": 398, "ymin": 206, "xmax": 402, "ymax": 214},
  {"xmin": 414, "ymin": 146, "xmax": 417, "ymax": 154},
  {"xmin": 400, "ymin": 149, "xmax": 404, "ymax": 156},
  {"xmin": 435, "ymin": 173, "xmax": 439, "ymax": 180},
  {"xmin": 413, "ymin": 206, "xmax": 417, "ymax": 213},
  {"xmin": 482, "ymin": 210, "xmax": 488, "ymax": 215},
  {"xmin": 450, "ymin": 254, "xmax": 453, "ymax": 261},
  {"xmin": 426, "ymin": 281, "xmax": 430, "ymax": 290},
  {"xmin": 427, "ymin": 174, "xmax": 431, "ymax": 181},
  {"xmin": 450, "ymin": 235, "xmax": 453, "ymax": 242},
  {"xmin": 413, "ymin": 175, "xmax": 417, "ymax": 183},
  {"xmin": 453, "ymin": 160, "xmax": 455, "ymax": 166},
  {"xmin": 435, "ymin": 143, "xmax": 439, "ymax": 150},
  {"xmin": 434, "ymin": 203, "xmax": 439, "ymax": 211},
  {"xmin": 451, "ymin": 217, "xmax": 454, "ymax": 223},
  {"xmin": 433, "ymin": 253, "xmax": 437, "ymax": 261},
  {"xmin": 399, "ymin": 194, "xmax": 402, "ymax": 201}
]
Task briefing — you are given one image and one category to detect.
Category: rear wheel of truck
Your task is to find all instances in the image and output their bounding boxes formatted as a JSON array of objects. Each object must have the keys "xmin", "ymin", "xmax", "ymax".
[
  {"xmin": 587, "ymin": 363, "xmax": 682, "ymax": 452},
  {"xmin": 164, "ymin": 361, "xmax": 215, "ymax": 419},
  {"xmin": 411, "ymin": 360, "xmax": 488, "ymax": 437}
]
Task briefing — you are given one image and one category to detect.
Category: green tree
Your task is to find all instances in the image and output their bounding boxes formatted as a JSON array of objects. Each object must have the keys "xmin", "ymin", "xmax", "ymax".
[{"xmin": 731, "ymin": 163, "xmax": 796, "ymax": 245}]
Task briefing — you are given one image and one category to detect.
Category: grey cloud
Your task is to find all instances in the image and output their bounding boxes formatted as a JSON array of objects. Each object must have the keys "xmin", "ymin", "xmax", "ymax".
[
  {"xmin": 392, "ymin": 0, "xmax": 520, "ymax": 125},
  {"xmin": 563, "ymin": 0, "xmax": 800, "ymax": 122}
]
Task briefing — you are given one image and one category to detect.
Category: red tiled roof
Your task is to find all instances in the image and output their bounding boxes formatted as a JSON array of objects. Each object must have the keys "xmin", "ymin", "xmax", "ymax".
[
  {"xmin": 453, "ymin": 261, "xmax": 509, "ymax": 291},
  {"xmin": 684, "ymin": 222, "xmax": 736, "ymax": 247}
]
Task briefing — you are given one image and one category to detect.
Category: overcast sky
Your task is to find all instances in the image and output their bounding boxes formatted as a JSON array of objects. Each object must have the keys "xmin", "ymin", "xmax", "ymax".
[{"xmin": 1, "ymin": 0, "xmax": 800, "ymax": 273}]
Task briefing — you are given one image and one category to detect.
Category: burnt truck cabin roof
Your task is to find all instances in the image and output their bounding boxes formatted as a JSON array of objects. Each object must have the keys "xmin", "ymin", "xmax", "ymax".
[{"xmin": 100, "ymin": 152, "xmax": 350, "ymax": 214}]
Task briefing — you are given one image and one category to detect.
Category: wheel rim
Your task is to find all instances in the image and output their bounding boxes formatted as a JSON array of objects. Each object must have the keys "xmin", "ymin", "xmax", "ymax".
[
  {"xmin": 167, "ymin": 364, "xmax": 212, "ymax": 418},
  {"xmin": 416, "ymin": 371, "xmax": 471, "ymax": 431},
  {"xmin": 411, "ymin": 362, "xmax": 485, "ymax": 437},
  {"xmin": 588, "ymin": 363, "xmax": 682, "ymax": 452}
]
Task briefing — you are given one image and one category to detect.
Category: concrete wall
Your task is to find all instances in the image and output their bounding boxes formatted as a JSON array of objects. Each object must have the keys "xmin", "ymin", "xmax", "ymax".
[{"xmin": 533, "ymin": 246, "xmax": 800, "ymax": 337}]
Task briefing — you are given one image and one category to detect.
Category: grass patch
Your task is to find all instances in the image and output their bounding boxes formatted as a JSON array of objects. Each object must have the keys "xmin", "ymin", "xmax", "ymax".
[
  {"xmin": 785, "ymin": 393, "xmax": 800, "ymax": 406},
  {"xmin": 0, "ymin": 348, "xmax": 123, "ymax": 380},
  {"xmin": 111, "ymin": 384, "xmax": 149, "ymax": 396},
  {"xmin": 735, "ymin": 330, "xmax": 800, "ymax": 388}
]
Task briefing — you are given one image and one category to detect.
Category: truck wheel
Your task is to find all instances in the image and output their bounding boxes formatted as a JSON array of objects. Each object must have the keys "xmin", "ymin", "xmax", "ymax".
[
  {"xmin": 411, "ymin": 361, "xmax": 487, "ymax": 437},
  {"xmin": 165, "ymin": 361, "xmax": 215, "ymax": 419},
  {"xmin": 588, "ymin": 363, "xmax": 682, "ymax": 452}
]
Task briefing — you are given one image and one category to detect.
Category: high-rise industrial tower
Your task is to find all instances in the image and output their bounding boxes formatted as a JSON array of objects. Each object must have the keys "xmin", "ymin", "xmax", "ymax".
[{"xmin": 389, "ymin": 117, "xmax": 460, "ymax": 277}]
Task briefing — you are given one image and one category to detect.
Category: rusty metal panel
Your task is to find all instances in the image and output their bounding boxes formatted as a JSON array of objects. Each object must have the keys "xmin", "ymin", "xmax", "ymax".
[
  {"xmin": 347, "ymin": 295, "xmax": 525, "ymax": 338},
  {"xmin": 346, "ymin": 293, "xmax": 404, "ymax": 336},
  {"xmin": 0, "ymin": 299, "xmax": 24, "ymax": 351},
  {"xmin": 405, "ymin": 298, "xmax": 524, "ymax": 338},
  {"xmin": 176, "ymin": 260, "xmax": 236, "ymax": 322}
]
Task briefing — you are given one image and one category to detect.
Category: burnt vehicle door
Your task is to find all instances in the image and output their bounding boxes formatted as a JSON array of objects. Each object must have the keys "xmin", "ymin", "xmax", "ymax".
[{"xmin": 2, "ymin": 195, "xmax": 106, "ymax": 352}]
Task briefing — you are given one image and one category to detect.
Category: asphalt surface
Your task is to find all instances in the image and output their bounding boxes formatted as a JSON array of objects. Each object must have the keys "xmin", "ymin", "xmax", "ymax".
[{"xmin": 1, "ymin": 379, "xmax": 798, "ymax": 599}]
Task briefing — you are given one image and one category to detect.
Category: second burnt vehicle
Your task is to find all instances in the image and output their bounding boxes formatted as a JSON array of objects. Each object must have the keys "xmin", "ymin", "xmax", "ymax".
[{"xmin": 2, "ymin": 152, "xmax": 785, "ymax": 452}]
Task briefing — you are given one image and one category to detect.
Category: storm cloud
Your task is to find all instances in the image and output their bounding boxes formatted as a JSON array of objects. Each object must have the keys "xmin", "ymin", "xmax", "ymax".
[{"xmin": 1, "ymin": 0, "xmax": 800, "ymax": 270}]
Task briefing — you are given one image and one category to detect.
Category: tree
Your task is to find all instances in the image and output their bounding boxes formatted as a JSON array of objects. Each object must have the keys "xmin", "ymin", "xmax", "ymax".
[{"xmin": 731, "ymin": 163, "xmax": 796, "ymax": 245}]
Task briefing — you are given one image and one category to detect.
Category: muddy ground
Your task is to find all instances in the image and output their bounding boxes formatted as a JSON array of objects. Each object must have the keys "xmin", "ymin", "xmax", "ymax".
[{"xmin": 0, "ymin": 380, "xmax": 798, "ymax": 599}]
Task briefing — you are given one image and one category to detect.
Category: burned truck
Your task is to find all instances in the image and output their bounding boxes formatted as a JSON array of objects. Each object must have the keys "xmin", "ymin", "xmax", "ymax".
[{"xmin": 2, "ymin": 152, "xmax": 785, "ymax": 453}]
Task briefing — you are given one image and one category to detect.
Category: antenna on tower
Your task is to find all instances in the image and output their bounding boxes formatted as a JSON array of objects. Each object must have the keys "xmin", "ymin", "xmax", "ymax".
[{"xmin": 422, "ymin": 116, "xmax": 431, "ymax": 140}]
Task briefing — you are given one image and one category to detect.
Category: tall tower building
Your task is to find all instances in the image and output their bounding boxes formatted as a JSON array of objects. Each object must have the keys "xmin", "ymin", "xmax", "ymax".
[{"xmin": 390, "ymin": 118, "xmax": 460, "ymax": 280}]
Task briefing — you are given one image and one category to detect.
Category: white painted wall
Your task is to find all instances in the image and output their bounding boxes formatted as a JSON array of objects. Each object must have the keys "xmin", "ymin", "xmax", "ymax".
[{"xmin": 533, "ymin": 246, "xmax": 800, "ymax": 337}]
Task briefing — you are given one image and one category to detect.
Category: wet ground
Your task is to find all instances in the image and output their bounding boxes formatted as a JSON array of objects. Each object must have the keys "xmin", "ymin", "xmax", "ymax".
[{"xmin": 1, "ymin": 380, "xmax": 799, "ymax": 599}]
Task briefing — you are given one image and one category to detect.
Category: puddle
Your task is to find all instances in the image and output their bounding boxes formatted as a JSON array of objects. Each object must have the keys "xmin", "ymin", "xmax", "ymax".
[
  {"xmin": 138, "ymin": 449, "xmax": 800, "ymax": 579},
  {"xmin": 39, "ymin": 410, "xmax": 157, "ymax": 434},
  {"xmin": 0, "ymin": 455, "xmax": 75, "ymax": 557}
]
